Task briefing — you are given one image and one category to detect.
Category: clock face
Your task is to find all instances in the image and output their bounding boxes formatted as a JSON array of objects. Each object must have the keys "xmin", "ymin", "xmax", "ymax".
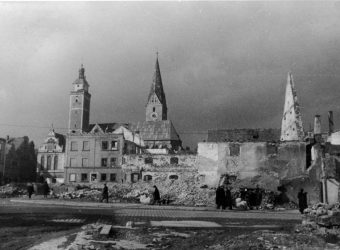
[{"xmin": 151, "ymin": 112, "xmax": 158, "ymax": 120}]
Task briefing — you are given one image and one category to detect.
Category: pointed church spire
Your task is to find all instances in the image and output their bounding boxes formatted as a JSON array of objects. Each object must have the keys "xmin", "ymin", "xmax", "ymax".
[
  {"xmin": 147, "ymin": 53, "xmax": 167, "ymax": 108},
  {"xmin": 280, "ymin": 72, "xmax": 304, "ymax": 141}
]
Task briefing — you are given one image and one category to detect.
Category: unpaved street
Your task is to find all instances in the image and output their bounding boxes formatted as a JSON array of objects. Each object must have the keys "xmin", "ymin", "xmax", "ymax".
[{"xmin": 0, "ymin": 198, "xmax": 338, "ymax": 249}]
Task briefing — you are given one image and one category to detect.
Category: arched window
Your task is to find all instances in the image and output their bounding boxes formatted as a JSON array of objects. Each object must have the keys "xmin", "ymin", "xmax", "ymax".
[
  {"xmin": 169, "ymin": 175, "xmax": 178, "ymax": 180},
  {"xmin": 54, "ymin": 156, "xmax": 58, "ymax": 170},
  {"xmin": 47, "ymin": 155, "xmax": 52, "ymax": 170},
  {"xmin": 40, "ymin": 156, "xmax": 45, "ymax": 170}
]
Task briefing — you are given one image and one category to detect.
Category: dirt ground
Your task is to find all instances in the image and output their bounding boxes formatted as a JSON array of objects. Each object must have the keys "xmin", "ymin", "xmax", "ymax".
[{"xmin": 26, "ymin": 222, "xmax": 340, "ymax": 250}]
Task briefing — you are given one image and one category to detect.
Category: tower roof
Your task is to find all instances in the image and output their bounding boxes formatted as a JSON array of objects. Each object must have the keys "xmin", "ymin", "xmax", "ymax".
[
  {"xmin": 73, "ymin": 64, "xmax": 89, "ymax": 86},
  {"xmin": 147, "ymin": 54, "xmax": 167, "ymax": 108}
]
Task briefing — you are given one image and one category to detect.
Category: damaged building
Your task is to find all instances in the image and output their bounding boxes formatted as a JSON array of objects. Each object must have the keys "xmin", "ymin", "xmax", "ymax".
[{"xmin": 197, "ymin": 73, "xmax": 339, "ymax": 206}]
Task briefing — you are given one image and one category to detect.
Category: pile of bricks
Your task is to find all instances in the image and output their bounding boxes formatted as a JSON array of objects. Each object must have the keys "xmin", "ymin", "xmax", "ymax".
[{"xmin": 303, "ymin": 202, "xmax": 340, "ymax": 227}]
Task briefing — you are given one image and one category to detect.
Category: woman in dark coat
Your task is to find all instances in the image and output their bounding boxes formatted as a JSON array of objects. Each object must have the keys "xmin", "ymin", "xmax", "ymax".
[
  {"xmin": 224, "ymin": 186, "xmax": 233, "ymax": 210},
  {"xmin": 27, "ymin": 183, "xmax": 34, "ymax": 199},
  {"xmin": 153, "ymin": 185, "xmax": 160, "ymax": 205},
  {"xmin": 43, "ymin": 181, "xmax": 50, "ymax": 198},
  {"xmin": 215, "ymin": 186, "xmax": 226, "ymax": 209}
]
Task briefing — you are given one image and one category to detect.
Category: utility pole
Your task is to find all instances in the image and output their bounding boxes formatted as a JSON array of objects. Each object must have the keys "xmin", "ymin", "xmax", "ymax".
[{"xmin": 2, "ymin": 135, "xmax": 9, "ymax": 184}]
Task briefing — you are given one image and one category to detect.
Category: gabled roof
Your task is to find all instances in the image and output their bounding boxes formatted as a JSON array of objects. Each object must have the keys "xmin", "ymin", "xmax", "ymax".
[
  {"xmin": 113, "ymin": 126, "xmax": 145, "ymax": 146},
  {"xmin": 87, "ymin": 123, "xmax": 129, "ymax": 133},
  {"xmin": 147, "ymin": 56, "xmax": 167, "ymax": 108},
  {"xmin": 129, "ymin": 120, "xmax": 180, "ymax": 141}
]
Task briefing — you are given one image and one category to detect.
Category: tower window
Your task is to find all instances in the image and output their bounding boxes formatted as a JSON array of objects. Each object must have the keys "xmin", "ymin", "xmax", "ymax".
[{"xmin": 153, "ymin": 107, "xmax": 155, "ymax": 112}]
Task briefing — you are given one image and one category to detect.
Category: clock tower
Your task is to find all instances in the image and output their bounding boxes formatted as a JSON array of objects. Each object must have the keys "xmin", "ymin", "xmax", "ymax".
[
  {"xmin": 68, "ymin": 64, "xmax": 91, "ymax": 133},
  {"xmin": 146, "ymin": 54, "xmax": 167, "ymax": 122}
]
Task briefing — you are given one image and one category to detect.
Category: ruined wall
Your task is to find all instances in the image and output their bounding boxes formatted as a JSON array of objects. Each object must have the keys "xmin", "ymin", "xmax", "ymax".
[
  {"xmin": 197, "ymin": 142, "xmax": 307, "ymax": 192},
  {"xmin": 122, "ymin": 154, "xmax": 197, "ymax": 183}
]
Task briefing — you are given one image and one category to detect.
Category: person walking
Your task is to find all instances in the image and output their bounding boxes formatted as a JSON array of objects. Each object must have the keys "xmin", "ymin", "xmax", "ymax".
[
  {"xmin": 215, "ymin": 186, "xmax": 226, "ymax": 210},
  {"xmin": 27, "ymin": 183, "xmax": 34, "ymax": 199},
  {"xmin": 152, "ymin": 185, "xmax": 160, "ymax": 205},
  {"xmin": 101, "ymin": 183, "xmax": 109, "ymax": 203},
  {"xmin": 43, "ymin": 181, "xmax": 49, "ymax": 198},
  {"xmin": 298, "ymin": 188, "xmax": 308, "ymax": 214}
]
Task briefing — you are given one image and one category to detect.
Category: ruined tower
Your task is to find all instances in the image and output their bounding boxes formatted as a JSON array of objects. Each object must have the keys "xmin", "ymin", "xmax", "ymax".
[
  {"xmin": 145, "ymin": 54, "xmax": 167, "ymax": 122},
  {"xmin": 280, "ymin": 72, "xmax": 304, "ymax": 141},
  {"xmin": 68, "ymin": 65, "xmax": 91, "ymax": 133}
]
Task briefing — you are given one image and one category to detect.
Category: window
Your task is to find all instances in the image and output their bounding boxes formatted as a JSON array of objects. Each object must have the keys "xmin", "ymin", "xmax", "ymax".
[
  {"xmin": 40, "ymin": 156, "xmax": 45, "ymax": 170},
  {"xmin": 82, "ymin": 158, "xmax": 88, "ymax": 167},
  {"xmin": 153, "ymin": 107, "xmax": 155, "ymax": 112},
  {"xmin": 131, "ymin": 173, "xmax": 139, "ymax": 183},
  {"xmin": 170, "ymin": 157, "xmax": 179, "ymax": 164},
  {"xmin": 102, "ymin": 141, "xmax": 108, "ymax": 150},
  {"xmin": 71, "ymin": 141, "xmax": 78, "ymax": 151},
  {"xmin": 91, "ymin": 173, "xmax": 97, "ymax": 181},
  {"xmin": 83, "ymin": 141, "xmax": 90, "ymax": 151},
  {"xmin": 110, "ymin": 158, "xmax": 117, "ymax": 167},
  {"xmin": 69, "ymin": 173, "xmax": 76, "ymax": 182},
  {"xmin": 101, "ymin": 174, "xmax": 107, "ymax": 181},
  {"xmin": 169, "ymin": 175, "xmax": 179, "ymax": 180},
  {"xmin": 47, "ymin": 155, "xmax": 52, "ymax": 170},
  {"xmin": 54, "ymin": 156, "xmax": 58, "ymax": 170},
  {"xmin": 144, "ymin": 175, "xmax": 152, "ymax": 181},
  {"xmin": 111, "ymin": 141, "xmax": 118, "ymax": 150},
  {"xmin": 81, "ymin": 173, "xmax": 88, "ymax": 182},
  {"xmin": 144, "ymin": 157, "xmax": 153, "ymax": 164},
  {"xmin": 101, "ymin": 158, "xmax": 107, "ymax": 167},
  {"xmin": 122, "ymin": 157, "xmax": 126, "ymax": 164},
  {"xmin": 230, "ymin": 143, "xmax": 240, "ymax": 156},
  {"xmin": 70, "ymin": 158, "xmax": 76, "ymax": 167},
  {"xmin": 110, "ymin": 173, "xmax": 116, "ymax": 182}
]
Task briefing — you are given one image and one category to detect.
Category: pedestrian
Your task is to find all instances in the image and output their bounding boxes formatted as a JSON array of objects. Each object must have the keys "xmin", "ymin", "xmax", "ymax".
[
  {"xmin": 43, "ymin": 181, "xmax": 50, "ymax": 198},
  {"xmin": 152, "ymin": 185, "xmax": 160, "ymax": 205},
  {"xmin": 27, "ymin": 182, "xmax": 34, "ymax": 199},
  {"xmin": 255, "ymin": 185, "xmax": 262, "ymax": 209},
  {"xmin": 224, "ymin": 185, "xmax": 233, "ymax": 210},
  {"xmin": 215, "ymin": 186, "xmax": 226, "ymax": 210},
  {"xmin": 101, "ymin": 183, "xmax": 109, "ymax": 203},
  {"xmin": 298, "ymin": 188, "xmax": 308, "ymax": 214}
]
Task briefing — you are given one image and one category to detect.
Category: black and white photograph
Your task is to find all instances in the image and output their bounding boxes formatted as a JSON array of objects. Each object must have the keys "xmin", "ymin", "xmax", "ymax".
[{"xmin": 1, "ymin": 1, "xmax": 340, "ymax": 249}]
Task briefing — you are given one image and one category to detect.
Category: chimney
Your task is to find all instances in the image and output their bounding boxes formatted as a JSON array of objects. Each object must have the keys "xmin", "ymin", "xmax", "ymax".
[
  {"xmin": 314, "ymin": 115, "xmax": 321, "ymax": 135},
  {"xmin": 328, "ymin": 111, "xmax": 334, "ymax": 135}
]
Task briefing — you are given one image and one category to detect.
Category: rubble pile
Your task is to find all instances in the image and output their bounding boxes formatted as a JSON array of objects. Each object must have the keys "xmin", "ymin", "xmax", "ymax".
[
  {"xmin": 0, "ymin": 184, "xmax": 26, "ymax": 198},
  {"xmin": 303, "ymin": 202, "xmax": 340, "ymax": 228}
]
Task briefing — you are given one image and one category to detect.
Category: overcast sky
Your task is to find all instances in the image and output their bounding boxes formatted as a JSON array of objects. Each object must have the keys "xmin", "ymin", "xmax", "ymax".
[{"xmin": 1, "ymin": 2, "xmax": 340, "ymax": 148}]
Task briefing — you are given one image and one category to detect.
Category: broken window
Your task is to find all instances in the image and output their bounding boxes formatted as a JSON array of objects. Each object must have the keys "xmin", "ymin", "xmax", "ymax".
[
  {"xmin": 131, "ymin": 173, "xmax": 139, "ymax": 183},
  {"xmin": 81, "ymin": 173, "xmax": 88, "ymax": 182},
  {"xmin": 101, "ymin": 174, "xmax": 107, "ymax": 182},
  {"xmin": 169, "ymin": 175, "xmax": 179, "ymax": 180},
  {"xmin": 170, "ymin": 157, "xmax": 179, "ymax": 164},
  {"xmin": 54, "ymin": 156, "xmax": 58, "ymax": 170},
  {"xmin": 102, "ymin": 141, "xmax": 108, "ymax": 150},
  {"xmin": 40, "ymin": 156, "xmax": 45, "ymax": 170},
  {"xmin": 111, "ymin": 141, "xmax": 118, "ymax": 150},
  {"xmin": 306, "ymin": 144, "xmax": 312, "ymax": 169},
  {"xmin": 110, "ymin": 173, "xmax": 116, "ymax": 182},
  {"xmin": 144, "ymin": 157, "xmax": 153, "ymax": 164},
  {"xmin": 101, "ymin": 158, "xmax": 107, "ymax": 167},
  {"xmin": 91, "ymin": 173, "xmax": 97, "ymax": 182},
  {"xmin": 110, "ymin": 158, "xmax": 117, "ymax": 167},
  {"xmin": 144, "ymin": 175, "xmax": 152, "ymax": 181},
  {"xmin": 229, "ymin": 143, "xmax": 240, "ymax": 156}
]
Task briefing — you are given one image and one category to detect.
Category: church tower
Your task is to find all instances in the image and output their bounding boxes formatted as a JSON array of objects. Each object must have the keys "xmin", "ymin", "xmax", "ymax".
[
  {"xmin": 280, "ymin": 72, "xmax": 304, "ymax": 141},
  {"xmin": 68, "ymin": 65, "xmax": 91, "ymax": 133},
  {"xmin": 146, "ymin": 54, "xmax": 167, "ymax": 122}
]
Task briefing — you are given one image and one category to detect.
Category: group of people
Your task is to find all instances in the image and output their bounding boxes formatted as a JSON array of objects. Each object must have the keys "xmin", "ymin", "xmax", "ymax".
[
  {"xmin": 101, "ymin": 183, "xmax": 161, "ymax": 205},
  {"xmin": 26, "ymin": 181, "xmax": 50, "ymax": 199}
]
